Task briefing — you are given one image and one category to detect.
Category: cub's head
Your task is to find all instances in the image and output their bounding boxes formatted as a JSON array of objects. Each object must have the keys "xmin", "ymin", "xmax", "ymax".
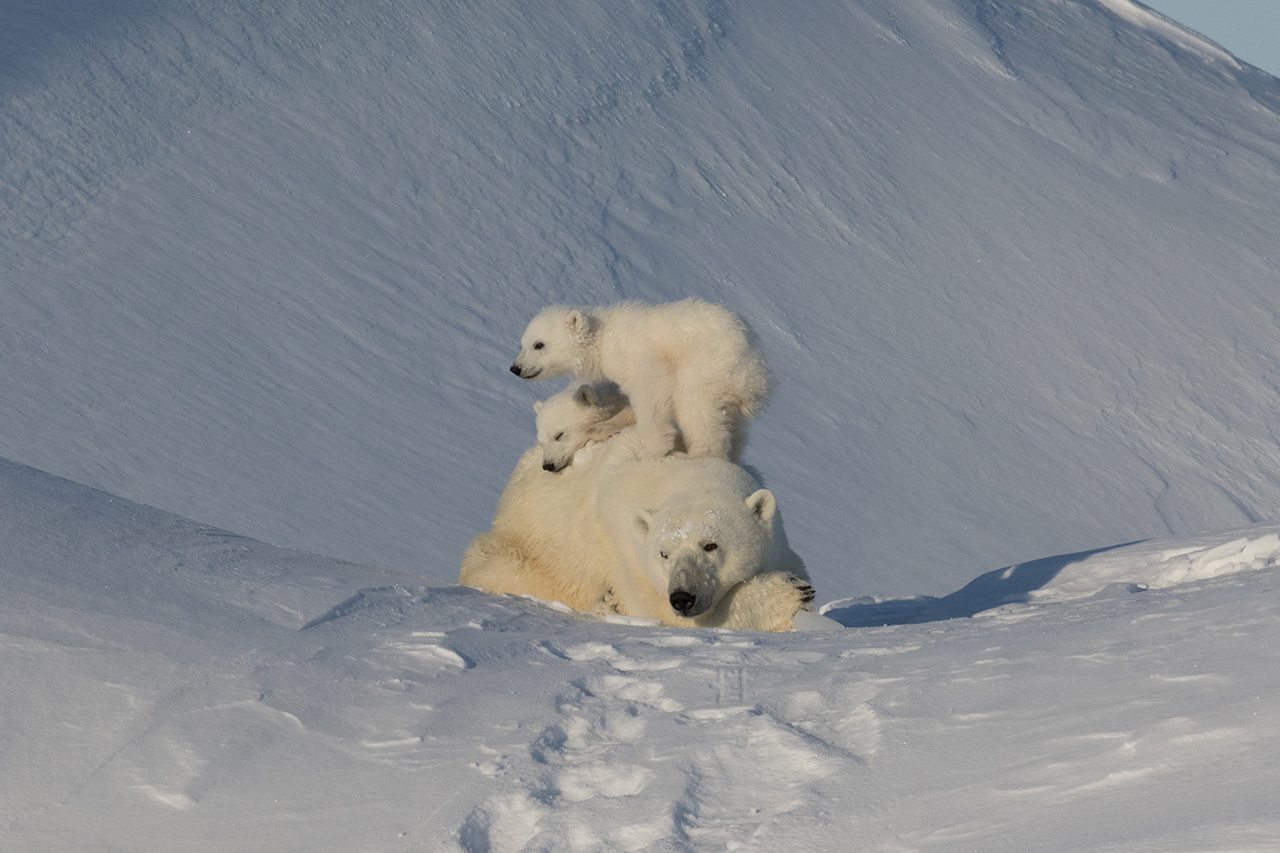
[
  {"xmin": 510, "ymin": 307, "xmax": 591, "ymax": 381},
  {"xmin": 633, "ymin": 489, "xmax": 777, "ymax": 619},
  {"xmin": 533, "ymin": 383, "xmax": 634, "ymax": 472}
]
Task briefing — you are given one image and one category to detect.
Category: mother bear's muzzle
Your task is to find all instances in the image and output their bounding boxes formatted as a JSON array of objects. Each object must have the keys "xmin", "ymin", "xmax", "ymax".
[{"xmin": 668, "ymin": 555, "xmax": 717, "ymax": 618}]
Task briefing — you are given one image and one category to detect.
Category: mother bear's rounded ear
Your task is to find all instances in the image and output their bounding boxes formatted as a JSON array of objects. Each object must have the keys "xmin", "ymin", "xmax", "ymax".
[
  {"xmin": 566, "ymin": 309, "xmax": 586, "ymax": 332},
  {"xmin": 533, "ymin": 400, "xmax": 544, "ymax": 414},
  {"xmin": 745, "ymin": 489, "xmax": 776, "ymax": 523}
]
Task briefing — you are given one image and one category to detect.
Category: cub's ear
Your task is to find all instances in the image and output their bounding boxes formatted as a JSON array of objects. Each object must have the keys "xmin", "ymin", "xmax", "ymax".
[
  {"xmin": 633, "ymin": 508, "xmax": 654, "ymax": 537},
  {"xmin": 745, "ymin": 489, "xmax": 777, "ymax": 523},
  {"xmin": 585, "ymin": 409, "xmax": 623, "ymax": 441},
  {"xmin": 574, "ymin": 384, "xmax": 597, "ymax": 407},
  {"xmin": 532, "ymin": 400, "xmax": 543, "ymax": 414},
  {"xmin": 566, "ymin": 309, "xmax": 586, "ymax": 332},
  {"xmin": 586, "ymin": 407, "xmax": 635, "ymax": 441}
]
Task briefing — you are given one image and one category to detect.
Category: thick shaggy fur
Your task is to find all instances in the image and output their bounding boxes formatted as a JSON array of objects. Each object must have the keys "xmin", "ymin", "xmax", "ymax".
[
  {"xmin": 459, "ymin": 439, "xmax": 619, "ymax": 613},
  {"xmin": 511, "ymin": 299, "xmax": 771, "ymax": 461},
  {"xmin": 597, "ymin": 437, "xmax": 811, "ymax": 630},
  {"xmin": 460, "ymin": 386, "xmax": 638, "ymax": 611},
  {"xmin": 460, "ymin": 430, "xmax": 812, "ymax": 631}
]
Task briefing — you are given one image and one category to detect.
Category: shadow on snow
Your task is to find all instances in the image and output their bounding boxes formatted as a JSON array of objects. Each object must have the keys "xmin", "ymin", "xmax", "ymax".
[{"xmin": 824, "ymin": 540, "xmax": 1144, "ymax": 628}]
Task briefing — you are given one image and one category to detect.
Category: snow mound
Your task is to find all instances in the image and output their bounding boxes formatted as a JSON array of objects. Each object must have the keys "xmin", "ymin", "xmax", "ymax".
[
  {"xmin": 1040, "ymin": 530, "xmax": 1280, "ymax": 600},
  {"xmin": 824, "ymin": 526, "xmax": 1280, "ymax": 626},
  {"xmin": 5, "ymin": 457, "xmax": 1280, "ymax": 850}
]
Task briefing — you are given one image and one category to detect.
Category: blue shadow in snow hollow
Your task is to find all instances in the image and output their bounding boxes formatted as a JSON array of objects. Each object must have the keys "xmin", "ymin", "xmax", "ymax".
[{"xmin": 823, "ymin": 541, "xmax": 1145, "ymax": 628}]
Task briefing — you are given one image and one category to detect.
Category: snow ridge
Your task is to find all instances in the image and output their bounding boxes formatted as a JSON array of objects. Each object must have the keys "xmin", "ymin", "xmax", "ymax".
[
  {"xmin": 4, "ymin": 457, "xmax": 1280, "ymax": 850},
  {"xmin": 1094, "ymin": 0, "xmax": 1242, "ymax": 68}
]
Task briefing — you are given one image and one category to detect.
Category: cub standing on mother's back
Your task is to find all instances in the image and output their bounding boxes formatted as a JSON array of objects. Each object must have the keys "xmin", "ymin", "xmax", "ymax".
[{"xmin": 510, "ymin": 299, "xmax": 770, "ymax": 461}]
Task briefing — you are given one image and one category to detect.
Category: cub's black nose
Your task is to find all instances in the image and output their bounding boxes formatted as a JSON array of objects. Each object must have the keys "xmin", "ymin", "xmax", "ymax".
[
  {"xmin": 669, "ymin": 590, "xmax": 696, "ymax": 616},
  {"xmin": 509, "ymin": 364, "xmax": 523, "ymax": 376},
  {"xmin": 542, "ymin": 461, "xmax": 557, "ymax": 472}
]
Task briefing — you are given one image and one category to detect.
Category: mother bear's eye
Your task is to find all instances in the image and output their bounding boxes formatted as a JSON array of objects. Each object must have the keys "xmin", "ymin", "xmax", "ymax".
[
  {"xmin": 659, "ymin": 551, "xmax": 669, "ymax": 560},
  {"xmin": 703, "ymin": 542, "xmax": 718, "ymax": 552},
  {"xmin": 533, "ymin": 341, "xmax": 545, "ymax": 350},
  {"xmin": 553, "ymin": 432, "xmax": 564, "ymax": 441}
]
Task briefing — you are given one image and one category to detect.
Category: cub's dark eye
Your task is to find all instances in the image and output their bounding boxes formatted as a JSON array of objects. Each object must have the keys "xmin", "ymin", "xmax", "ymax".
[
  {"xmin": 703, "ymin": 542, "xmax": 718, "ymax": 553},
  {"xmin": 659, "ymin": 551, "xmax": 669, "ymax": 560},
  {"xmin": 553, "ymin": 432, "xmax": 564, "ymax": 441},
  {"xmin": 533, "ymin": 341, "xmax": 545, "ymax": 350}
]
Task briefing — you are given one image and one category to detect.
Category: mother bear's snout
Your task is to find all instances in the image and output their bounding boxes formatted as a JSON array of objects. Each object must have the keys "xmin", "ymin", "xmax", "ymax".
[{"xmin": 669, "ymin": 589, "xmax": 697, "ymax": 615}]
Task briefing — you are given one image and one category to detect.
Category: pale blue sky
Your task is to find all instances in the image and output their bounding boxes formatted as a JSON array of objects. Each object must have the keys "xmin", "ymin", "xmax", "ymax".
[{"xmin": 1143, "ymin": 0, "xmax": 1280, "ymax": 76}]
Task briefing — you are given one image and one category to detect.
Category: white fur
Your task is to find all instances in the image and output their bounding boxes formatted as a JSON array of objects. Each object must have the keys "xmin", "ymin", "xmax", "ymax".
[
  {"xmin": 458, "ymin": 438, "xmax": 620, "ymax": 614},
  {"xmin": 532, "ymin": 382, "xmax": 635, "ymax": 473},
  {"xmin": 598, "ymin": 437, "xmax": 811, "ymax": 630},
  {"xmin": 511, "ymin": 299, "xmax": 770, "ymax": 461},
  {"xmin": 459, "ymin": 430, "xmax": 811, "ymax": 631}
]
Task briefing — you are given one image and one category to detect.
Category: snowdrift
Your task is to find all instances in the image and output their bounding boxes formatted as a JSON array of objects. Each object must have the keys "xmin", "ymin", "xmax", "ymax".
[{"xmin": 4, "ymin": 456, "xmax": 1280, "ymax": 850}]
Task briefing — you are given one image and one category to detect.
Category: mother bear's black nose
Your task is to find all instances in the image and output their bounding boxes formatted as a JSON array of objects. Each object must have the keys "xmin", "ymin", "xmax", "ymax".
[
  {"xmin": 669, "ymin": 590, "xmax": 696, "ymax": 616},
  {"xmin": 509, "ymin": 364, "xmax": 523, "ymax": 376}
]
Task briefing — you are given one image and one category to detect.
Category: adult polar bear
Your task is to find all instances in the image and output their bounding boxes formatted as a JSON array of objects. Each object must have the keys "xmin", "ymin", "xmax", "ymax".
[
  {"xmin": 458, "ymin": 382, "xmax": 634, "ymax": 610},
  {"xmin": 459, "ymin": 427, "xmax": 813, "ymax": 631},
  {"xmin": 510, "ymin": 299, "xmax": 770, "ymax": 462},
  {"xmin": 459, "ymin": 435, "xmax": 617, "ymax": 614},
  {"xmin": 599, "ymin": 436, "xmax": 813, "ymax": 630}
]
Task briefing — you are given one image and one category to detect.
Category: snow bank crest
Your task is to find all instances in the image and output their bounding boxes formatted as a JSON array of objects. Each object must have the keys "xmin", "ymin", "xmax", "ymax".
[
  {"xmin": 1094, "ymin": 0, "xmax": 1242, "ymax": 69},
  {"xmin": 823, "ymin": 526, "xmax": 1280, "ymax": 627},
  {"xmin": 1034, "ymin": 530, "xmax": 1280, "ymax": 603}
]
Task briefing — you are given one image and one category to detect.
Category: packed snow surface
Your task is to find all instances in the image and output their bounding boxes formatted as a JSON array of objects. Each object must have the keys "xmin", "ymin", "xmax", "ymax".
[
  {"xmin": 3, "ymin": 0, "xmax": 1280, "ymax": 849},
  {"xmin": 4, "ymin": 458, "xmax": 1280, "ymax": 851}
]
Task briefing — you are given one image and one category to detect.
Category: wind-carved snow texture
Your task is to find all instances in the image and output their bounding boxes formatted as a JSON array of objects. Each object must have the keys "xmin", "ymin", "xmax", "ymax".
[
  {"xmin": 460, "ymin": 637, "xmax": 883, "ymax": 850},
  {"xmin": 823, "ymin": 529, "xmax": 1280, "ymax": 626},
  {"xmin": 4, "ymin": 457, "xmax": 1280, "ymax": 850},
  {"xmin": 3, "ymin": 0, "xmax": 1280, "ymax": 601}
]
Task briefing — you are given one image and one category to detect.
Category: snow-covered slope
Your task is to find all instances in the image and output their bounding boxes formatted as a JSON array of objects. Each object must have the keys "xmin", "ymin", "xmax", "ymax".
[
  {"xmin": 4, "ymin": 457, "xmax": 1279, "ymax": 850},
  {"xmin": 3, "ymin": 0, "xmax": 1279, "ymax": 599}
]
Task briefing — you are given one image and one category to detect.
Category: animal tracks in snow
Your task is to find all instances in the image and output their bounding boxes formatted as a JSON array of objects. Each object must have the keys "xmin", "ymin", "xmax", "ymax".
[
  {"xmin": 276, "ymin": 542, "xmax": 1280, "ymax": 852},
  {"xmin": 457, "ymin": 632, "xmax": 884, "ymax": 851},
  {"xmin": 384, "ymin": 631, "xmax": 474, "ymax": 670}
]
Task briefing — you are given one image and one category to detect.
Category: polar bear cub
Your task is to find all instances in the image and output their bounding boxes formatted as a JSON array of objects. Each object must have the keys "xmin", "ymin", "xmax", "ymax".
[
  {"xmin": 533, "ymin": 382, "xmax": 635, "ymax": 473},
  {"xmin": 510, "ymin": 299, "xmax": 770, "ymax": 461}
]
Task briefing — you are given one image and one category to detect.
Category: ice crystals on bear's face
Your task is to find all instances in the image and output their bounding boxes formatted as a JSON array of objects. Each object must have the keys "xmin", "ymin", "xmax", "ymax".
[{"xmin": 656, "ymin": 510, "xmax": 725, "ymax": 551}]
